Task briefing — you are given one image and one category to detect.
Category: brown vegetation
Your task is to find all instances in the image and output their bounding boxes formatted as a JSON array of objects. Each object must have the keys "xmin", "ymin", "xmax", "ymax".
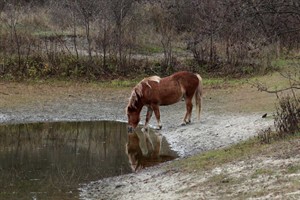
[
  {"xmin": 0, "ymin": 0, "xmax": 300, "ymax": 80},
  {"xmin": 254, "ymin": 64, "xmax": 300, "ymax": 143}
]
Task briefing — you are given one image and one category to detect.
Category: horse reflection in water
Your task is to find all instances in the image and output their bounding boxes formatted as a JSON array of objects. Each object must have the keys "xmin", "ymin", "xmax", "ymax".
[{"xmin": 126, "ymin": 130, "xmax": 176, "ymax": 172}]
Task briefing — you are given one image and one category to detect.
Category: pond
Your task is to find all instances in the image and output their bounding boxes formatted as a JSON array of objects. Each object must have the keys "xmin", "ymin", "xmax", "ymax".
[{"xmin": 0, "ymin": 121, "xmax": 177, "ymax": 200}]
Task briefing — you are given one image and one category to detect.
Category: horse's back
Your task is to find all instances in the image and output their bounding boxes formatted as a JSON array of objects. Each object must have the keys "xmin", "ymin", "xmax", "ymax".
[
  {"xmin": 159, "ymin": 77, "xmax": 184, "ymax": 105},
  {"xmin": 171, "ymin": 71, "xmax": 200, "ymax": 95},
  {"xmin": 148, "ymin": 71, "xmax": 199, "ymax": 105},
  {"xmin": 139, "ymin": 71, "xmax": 200, "ymax": 105},
  {"xmin": 141, "ymin": 77, "xmax": 180, "ymax": 105}
]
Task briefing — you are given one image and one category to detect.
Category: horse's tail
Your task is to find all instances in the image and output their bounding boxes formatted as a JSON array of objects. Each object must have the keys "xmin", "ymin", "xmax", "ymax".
[{"xmin": 195, "ymin": 73, "xmax": 203, "ymax": 120}]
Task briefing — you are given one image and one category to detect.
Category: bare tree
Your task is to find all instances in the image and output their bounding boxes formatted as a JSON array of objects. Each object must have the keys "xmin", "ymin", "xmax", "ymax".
[
  {"xmin": 64, "ymin": 0, "xmax": 80, "ymax": 60},
  {"xmin": 250, "ymin": 61, "xmax": 300, "ymax": 135},
  {"xmin": 96, "ymin": 0, "xmax": 113, "ymax": 70},
  {"xmin": 109, "ymin": 0, "xmax": 135, "ymax": 72},
  {"xmin": 245, "ymin": 0, "xmax": 300, "ymax": 53},
  {"xmin": 251, "ymin": 64, "xmax": 300, "ymax": 98},
  {"xmin": 74, "ymin": 0, "xmax": 100, "ymax": 62},
  {"xmin": 151, "ymin": 2, "xmax": 176, "ymax": 72},
  {"xmin": 182, "ymin": 0, "xmax": 224, "ymax": 70},
  {"xmin": 1, "ymin": 0, "xmax": 34, "ymax": 76}
]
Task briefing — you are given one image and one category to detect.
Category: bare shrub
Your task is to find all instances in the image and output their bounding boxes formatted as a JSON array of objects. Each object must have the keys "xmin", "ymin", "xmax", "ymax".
[
  {"xmin": 257, "ymin": 127, "xmax": 273, "ymax": 144},
  {"xmin": 274, "ymin": 96, "xmax": 300, "ymax": 137},
  {"xmin": 257, "ymin": 96, "xmax": 300, "ymax": 144},
  {"xmin": 252, "ymin": 61, "xmax": 300, "ymax": 140}
]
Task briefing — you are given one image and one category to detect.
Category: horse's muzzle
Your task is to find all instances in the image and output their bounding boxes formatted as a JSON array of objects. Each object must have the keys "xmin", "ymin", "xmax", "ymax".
[{"xmin": 127, "ymin": 126, "xmax": 134, "ymax": 133}]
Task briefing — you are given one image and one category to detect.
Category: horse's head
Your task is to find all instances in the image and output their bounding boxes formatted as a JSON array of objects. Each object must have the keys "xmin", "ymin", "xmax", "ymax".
[
  {"xmin": 126, "ymin": 132, "xmax": 143, "ymax": 171},
  {"xmin": 126, "ymin": 88, "xmax": 143, "ymax": 132},
  {"xmin": 126, "ymin": 105, "xmax": 141, "ymax": 132}
]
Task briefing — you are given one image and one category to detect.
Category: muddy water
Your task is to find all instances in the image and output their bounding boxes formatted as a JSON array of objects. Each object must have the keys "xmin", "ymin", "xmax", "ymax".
[{"xmin": 0, "ymin": 121, "xmax": 177, "ymax": 200}]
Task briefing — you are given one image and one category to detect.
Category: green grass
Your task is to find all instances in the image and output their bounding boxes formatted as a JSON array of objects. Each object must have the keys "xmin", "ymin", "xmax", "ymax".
[
  {"xmin": 286, "ymin": 165, "xmax": 300, "ymax": 174},
  {"xmin": 18, "ymin": 78, "xmax": 139, "ymax": 89},
  {"xmin": 203, "ymin": 77, "xmax": 246, "ymax": 88},
  {"xmin": 107, "ymin": 79, "xmax": 139, "ymax": 88},
  {"xmin": 170, "ymin": 132, "xmax": 300, "ymax": 174},
  {"xmin": 271, "ymin": 58, "xmax": 300, "ymax": 69},
  {"xmin": 171, "ymin": 139, "xmax": 262, "ymax": 172},
  {"xmin": 247, "ymin": 71, "xmax": 296, "ymax": 92}
]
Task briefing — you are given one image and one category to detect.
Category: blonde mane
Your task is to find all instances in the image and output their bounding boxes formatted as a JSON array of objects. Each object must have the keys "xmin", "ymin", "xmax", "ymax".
[{"xmin": 126, "ymin": 76, "xmax": 161, "ymax": 111}]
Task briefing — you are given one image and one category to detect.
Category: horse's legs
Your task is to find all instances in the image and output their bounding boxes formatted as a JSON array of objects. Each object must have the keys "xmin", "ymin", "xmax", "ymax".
[
  {"xmin": 143, "ymin": 106, "xmax": 153, "ymax": 131},
  {"xmin": 182, "ymin": 97, "xmax": 193, "ymax": 125},
  {"xmin": 152, "ymin": 105, "xmax": 162, "ymax": 130}
]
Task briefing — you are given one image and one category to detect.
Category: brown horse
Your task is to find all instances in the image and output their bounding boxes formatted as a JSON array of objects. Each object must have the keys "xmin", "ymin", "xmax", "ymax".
[{"xmin": 126, "ymin": 71, "xmax": 203, "ymax": 132}]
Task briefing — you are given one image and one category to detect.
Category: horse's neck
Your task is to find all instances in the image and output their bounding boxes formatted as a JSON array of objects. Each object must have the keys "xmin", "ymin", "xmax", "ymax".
[{"xmin": 133, "ymin": 99, "xmax": 144, "ymax": 113}]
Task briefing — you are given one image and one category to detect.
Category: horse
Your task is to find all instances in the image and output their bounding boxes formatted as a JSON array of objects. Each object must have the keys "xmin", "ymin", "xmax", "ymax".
[{"xmin": 126, "ymin": 71, "xmax": 203, "ymax": 132}]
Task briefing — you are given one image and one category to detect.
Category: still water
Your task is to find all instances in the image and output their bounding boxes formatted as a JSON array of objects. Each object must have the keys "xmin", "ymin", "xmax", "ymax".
[{"xmin": 0, "ymin": 121, "xmax": 177, "ymax": 199}]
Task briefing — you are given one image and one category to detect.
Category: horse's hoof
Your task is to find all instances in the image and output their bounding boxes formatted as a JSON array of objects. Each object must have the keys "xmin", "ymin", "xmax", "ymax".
[
  {"xmin": 142, "ymin": 127, "xmax": 148, "ymax": 132},
  {"xmin": 181, "ymin": 120, "xmax": 191, "ymax": 126}
]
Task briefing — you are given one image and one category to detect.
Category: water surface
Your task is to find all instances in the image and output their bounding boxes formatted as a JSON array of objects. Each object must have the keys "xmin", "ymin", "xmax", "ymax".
[{"xmin": 0, "ymin": 121, "xmax": 177, "ymax": 199}]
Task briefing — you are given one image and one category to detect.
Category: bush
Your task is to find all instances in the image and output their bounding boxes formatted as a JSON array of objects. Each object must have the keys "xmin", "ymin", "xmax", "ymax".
[
  {"xmin": 257, "ymin": 127, "xmax": 273, "ymax": 144},
  {"xmin": 274, "ymin": 96, "xmax": 300, "ymax": 137}
]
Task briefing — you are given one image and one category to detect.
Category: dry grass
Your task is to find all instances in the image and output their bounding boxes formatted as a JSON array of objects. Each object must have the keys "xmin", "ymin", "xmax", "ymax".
[
  {"xmin": 0, "ymin": 80, "xmax": 131, "ymax": 109},
  {"xmin": 170, "ymin": 134, "xmax": 300, "ymax": 199}
]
